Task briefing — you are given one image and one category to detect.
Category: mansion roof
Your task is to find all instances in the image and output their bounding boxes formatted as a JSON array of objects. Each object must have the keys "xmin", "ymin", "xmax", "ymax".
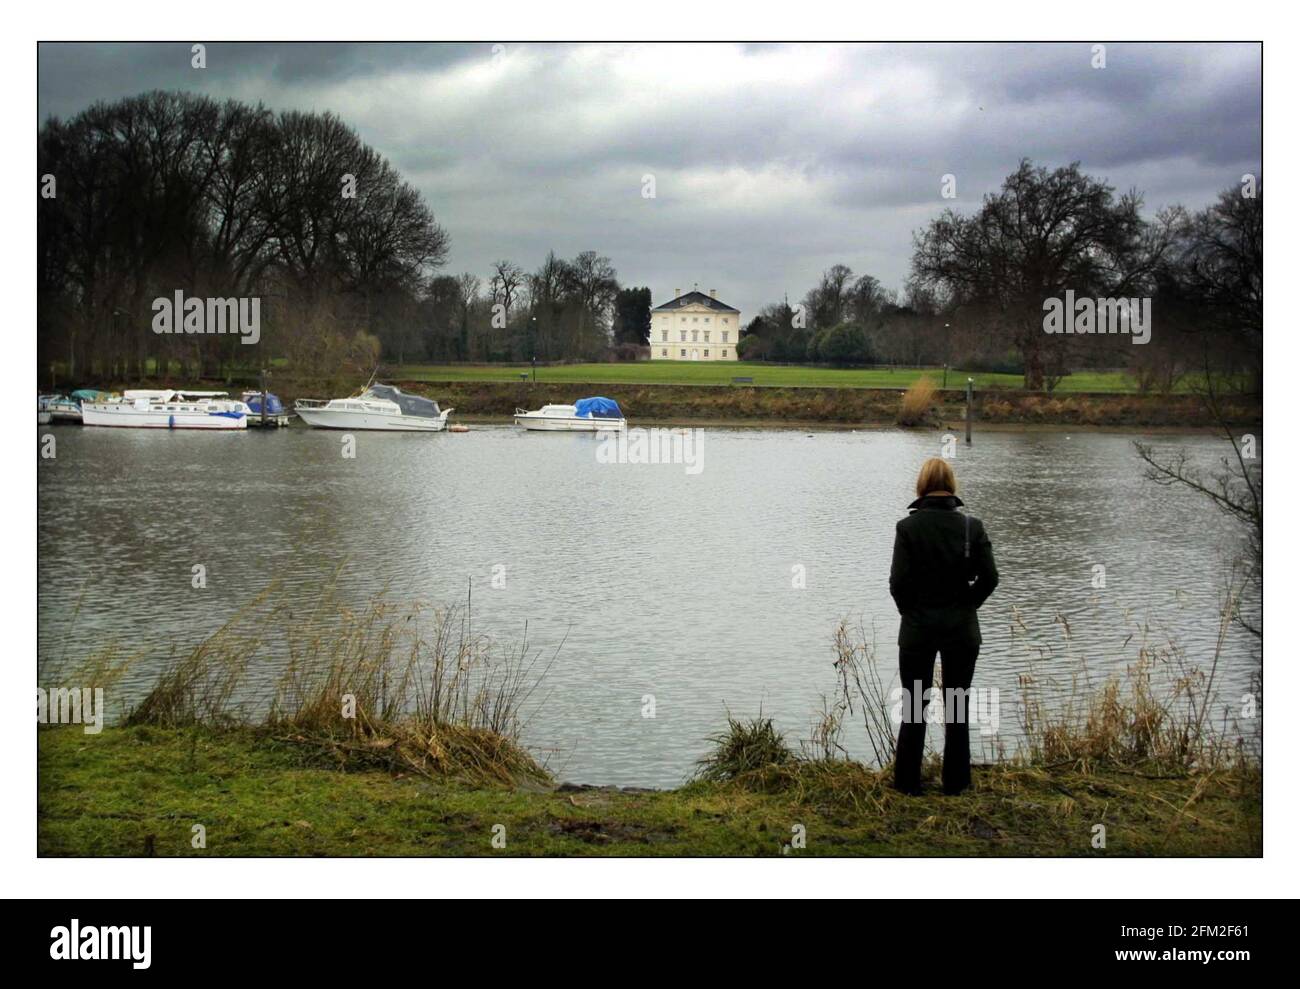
[{"xmin": 652, "ymin": 290, "xmax": 739, "ymax": 313}]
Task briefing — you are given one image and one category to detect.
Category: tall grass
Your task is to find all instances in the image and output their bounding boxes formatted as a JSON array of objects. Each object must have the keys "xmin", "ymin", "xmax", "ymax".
[
  {"xmin": 704, "ymin": 601, "xmax": 1257, "ymax": 803},
  {"xmin": 695, "ymin": 714, "xmax": 793, "ymax": 784},
  {"xmin": 1013, "ymin": 595, "xmax": 1255, "ymax": 774},
  {"xmin": 121, "ymin": 583, "xmax": 555, "ymax": 785},
  {"xmin": 896, "ymin": 376, "xmax": 937, "ymax": 425}
]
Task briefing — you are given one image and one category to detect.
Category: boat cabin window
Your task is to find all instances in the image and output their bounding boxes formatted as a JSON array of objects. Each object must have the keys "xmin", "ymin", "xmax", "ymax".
[{"xmin": 365, "ymin": 384, "xmax": 441, "ymax": 418}]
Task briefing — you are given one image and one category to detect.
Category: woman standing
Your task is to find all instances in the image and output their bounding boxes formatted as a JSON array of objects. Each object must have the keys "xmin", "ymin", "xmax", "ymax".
[{"xmin": 888, "ymin": 457, "xmax": 999, "ymax": 795}]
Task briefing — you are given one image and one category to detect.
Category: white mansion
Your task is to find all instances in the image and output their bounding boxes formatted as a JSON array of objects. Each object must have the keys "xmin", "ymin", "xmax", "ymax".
[{"xmin": 650, "ymin": 288, "xmax": 741, "ymax": 361}]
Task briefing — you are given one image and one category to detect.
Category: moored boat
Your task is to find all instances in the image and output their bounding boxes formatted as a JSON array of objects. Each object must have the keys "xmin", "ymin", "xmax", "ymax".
[
  {"xmin": 240, "ymin": 390, "xmax": 293, "ymax": 427},
  {"xmin": 295, "ymin": 383, "xmax": 452, "ymax": 432},
  {"xmin": 513, "ymin": 396, "xmax": 626, "ymax": 431},
  {"xmin": 40, "ymin": 393, "xmax": 83, "ymax": 423},
  {"xmin": 81, "ymin": 390, "xmax": 251, "ymax": 430}
]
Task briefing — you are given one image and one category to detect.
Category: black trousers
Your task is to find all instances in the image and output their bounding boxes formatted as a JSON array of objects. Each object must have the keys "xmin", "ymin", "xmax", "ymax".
[{"xmin": 893, "ymin": 642, "xmax": 979, "ymax": 794}]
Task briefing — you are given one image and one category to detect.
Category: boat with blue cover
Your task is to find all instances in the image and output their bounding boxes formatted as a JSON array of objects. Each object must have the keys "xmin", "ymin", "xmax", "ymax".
[
  {"xmin": 240, "ymin": 390, "xmax": 293, "ymax": 427},
  {"xmin": 513, "ymin": 396, "xmax": 626, "ymax": 431}
]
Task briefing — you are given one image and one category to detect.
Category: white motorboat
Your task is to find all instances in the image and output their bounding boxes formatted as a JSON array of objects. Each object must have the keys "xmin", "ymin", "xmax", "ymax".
[
  {"xmin": 513, "ymin": 396, "xmax": 626, "ymax": 432},
  {"xmin": 295, "ymin": 384, "xmax": 453, "ymax": 431},
  {"xmin": 39, "ymin": 393, "xmax": 82, "ymax": 424},
  {"xmin": 81, "ymin": 390, "xmax": 251, "ymax": 429}
]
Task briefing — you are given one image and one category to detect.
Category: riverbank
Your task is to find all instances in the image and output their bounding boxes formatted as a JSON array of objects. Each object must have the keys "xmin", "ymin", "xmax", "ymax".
[
  {"xmin": 287, "ymin": 378, "xmax": 1259, "ymax": 428},
  {"xmin": 67, "ymin": 371, "xmax": 1260, "ymax": 428},
  {"xmin": 38, "ymin": 726, "xmax": 1260, "ymax": 856}
]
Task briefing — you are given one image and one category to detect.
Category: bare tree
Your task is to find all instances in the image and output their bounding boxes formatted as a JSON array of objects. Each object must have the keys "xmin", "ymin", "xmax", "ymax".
[
  {"xmin": 1134, "ymin": 377, "xmax": 1261, "ymax": 638},
  {"xmin": 911, "ymin": 160, "xmax": 1178, "ymax": 390},
  {"xmin": 489, "ymin": 260, "xmax": 524, "ymax": 319}
]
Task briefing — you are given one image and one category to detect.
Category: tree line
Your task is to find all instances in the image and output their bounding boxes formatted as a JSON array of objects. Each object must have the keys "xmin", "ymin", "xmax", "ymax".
[
  {"xmin": 740, "ymin": 160, "xmax": 1261, "ymax": 392},
  {"xmin": 38, "ymin": 91, "xmax": 654, "ymax": 382},
  {"xmin": 39, "ymin": 91, "xmax": 449, "ymax": 383},
  {"xmin": 39, "ymin": 94, "xmax": 1259, "ymax": 392},
  {"xmin": 417, "ymin": 256, "xmax": 649, "ymax": 364}
]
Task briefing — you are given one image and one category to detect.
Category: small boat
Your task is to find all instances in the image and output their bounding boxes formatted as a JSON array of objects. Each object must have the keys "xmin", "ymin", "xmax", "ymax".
[
  {"xmin": 39, "ymin": 393, "xmax": 83, "ymax": 424},
  {"xmin": 37, "ymin": 394, "xmax": 58, "ymax": 424},
  {"xmin": 81, "ymin": 389, "xmax": 251, "ymax": 430},
  {"xmin": 514, "ymin": 396, "xmax": 626, "ymax": 431},
  {"xmin": 295, "ymin": 383, "xmax": 452, "ymax": 432},
  {"xmin": 240, "ymin": 390, "xmax": 293, "ymax": 427}
]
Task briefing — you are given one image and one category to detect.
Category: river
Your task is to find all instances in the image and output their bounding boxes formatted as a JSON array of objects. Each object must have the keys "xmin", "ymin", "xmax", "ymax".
[{"xmin": 37, "ymin": 422, "xmax": 1260, "ymax": 788}]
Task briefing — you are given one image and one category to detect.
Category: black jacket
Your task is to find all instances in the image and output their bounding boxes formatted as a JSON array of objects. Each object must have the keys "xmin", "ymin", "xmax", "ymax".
[{"xmin": 889, "ymin": 494, "xmax": 999, "ymax": 648}]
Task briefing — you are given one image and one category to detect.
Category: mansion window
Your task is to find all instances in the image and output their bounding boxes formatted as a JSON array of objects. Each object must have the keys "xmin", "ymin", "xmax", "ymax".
[
  {"xmin": 722, "ymin": 349, "xmax": 728, "ymax": 357},
  {"xmin": 704, "ymin": 331, "xmax": 710, "ymax": 342},
  {"xmin": 661, "ymin": 330, "xmax": 667, "ymax": 342},
  {"xmin": 680, "ymin": 331, "xmax": 686, "ymax": 342},
  {"xmin": 704, "ymin": 350, "xmax": 710, "ymax": 357},
  {"xmin": 662, "ymin": 348, "xmax": 668, "ymax": 356},
  {"xmin": 692, "ymin": 330, "xmax": 699, "ymax": 342},
  {"xmin": 722, "ymin": 331, "xmax": 729, "ymax": 342},
  {"xmin": 680, "ymin": 349, "xmax": 686, "ymax": 357}
]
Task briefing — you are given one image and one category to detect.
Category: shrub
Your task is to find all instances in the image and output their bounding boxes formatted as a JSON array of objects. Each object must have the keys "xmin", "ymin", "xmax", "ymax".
[
  {"xmin": 695, "ymin": 715, "xmax": 794, "ymax": 782},
  {"xmin": 897, "ymin": 376, "xmax": 937, "ymax": 426}
]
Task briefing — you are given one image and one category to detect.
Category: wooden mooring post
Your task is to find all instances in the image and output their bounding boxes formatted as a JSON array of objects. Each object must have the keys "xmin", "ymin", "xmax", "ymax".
[{"xmin": 965, "ymin": 377, "xmax": 973, "ymax": 445}]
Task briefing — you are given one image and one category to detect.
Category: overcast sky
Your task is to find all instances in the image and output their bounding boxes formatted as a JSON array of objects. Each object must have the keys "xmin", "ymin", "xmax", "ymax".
[{"xmin": 38, "ymin": 42, "xmax": 1261, "ymax": 318}]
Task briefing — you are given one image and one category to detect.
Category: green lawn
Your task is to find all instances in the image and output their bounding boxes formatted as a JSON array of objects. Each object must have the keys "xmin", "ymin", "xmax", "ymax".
[
  {"xmin": 392, "ymin": 361, "xmax": 1150, "ymax": 392},
  {"xmin": 38, "ymin": 726, "xmax": 1260, "ymax": 857}
]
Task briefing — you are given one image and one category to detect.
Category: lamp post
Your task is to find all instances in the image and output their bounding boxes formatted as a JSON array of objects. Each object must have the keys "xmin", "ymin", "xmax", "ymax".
[
  {"xmin": 943, "ymin": 323, "xmax": 951, "ymax": 388},
  {"xmin": 966, "ymin": 376, "xmax": 973, "ymax": 445},
  {"xmin": 530, "ymin": 316, "xmax": 538, "ymax": 382}
]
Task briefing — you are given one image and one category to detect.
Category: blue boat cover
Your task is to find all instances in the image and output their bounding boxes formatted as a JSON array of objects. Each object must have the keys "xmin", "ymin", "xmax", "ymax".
[
  {"xmin": 246, "ymin": 392, "xmax": 285, "ymax": 415},
  {"xmin": 573, "ymin": 396, "xmax": 622, "ymax": 419}
]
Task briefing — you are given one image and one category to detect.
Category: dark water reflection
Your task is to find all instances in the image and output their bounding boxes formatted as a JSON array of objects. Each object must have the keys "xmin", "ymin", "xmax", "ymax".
[{"xmin": 37, "ymin": 424, "xmax": 1259, "ymax": 787}]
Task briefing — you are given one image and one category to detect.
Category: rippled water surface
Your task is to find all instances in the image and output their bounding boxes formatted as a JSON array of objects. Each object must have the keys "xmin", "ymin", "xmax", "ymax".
[{"xmin": 38, "ymin": 424, "xmax": 1259, "ymax": 787}]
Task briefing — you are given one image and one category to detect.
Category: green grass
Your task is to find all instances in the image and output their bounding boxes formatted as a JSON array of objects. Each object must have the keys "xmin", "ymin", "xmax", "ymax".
[
  {"xmin": 38, "ymin": 726, "xmax": 1260, "ymax": 857},
  {"xmin": 47, "ymin": 358, "xmax": 1234, "ymax": 397},
  {"xmin": 391, "ymin": 362, "xmax": 1158, "ymax": 393}
]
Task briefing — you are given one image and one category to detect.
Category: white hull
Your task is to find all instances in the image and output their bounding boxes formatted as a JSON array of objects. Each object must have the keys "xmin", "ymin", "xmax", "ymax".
[
  {"xmin": 82, "ymin": 404, "xmax": 247, "ymax": 429},
  {"xmin": 37, "ymin": 411, "xmax": 52, "ymax": 425},
  {"xmin": 296, "ymin": 408, "xmax": 451, "ymax": 431},
  {"xmin": 513, "ymin": 414, "xmax": 626, "ymax": 432}
]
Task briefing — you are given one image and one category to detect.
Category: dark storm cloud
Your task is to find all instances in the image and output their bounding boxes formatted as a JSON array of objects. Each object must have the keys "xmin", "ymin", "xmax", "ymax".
[{"xmin": 37, "ymin": 42, "xmax": 1261, "ymax": 317}]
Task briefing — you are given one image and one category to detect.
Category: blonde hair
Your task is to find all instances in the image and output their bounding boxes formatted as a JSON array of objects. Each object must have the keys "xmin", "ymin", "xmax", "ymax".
[{"xmin": 915, "ymin": 457, "xmax": 957, "ymax": 497}]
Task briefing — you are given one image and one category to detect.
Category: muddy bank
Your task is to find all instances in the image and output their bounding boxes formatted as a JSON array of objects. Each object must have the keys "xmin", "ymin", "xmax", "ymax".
[
  {"xmin": 389, "ymin": 379, "xmax": 1261, "ymax": 428},
  {"xmin": 81, "ymin": 375, "xmax": 1260, "ymax": 428}
]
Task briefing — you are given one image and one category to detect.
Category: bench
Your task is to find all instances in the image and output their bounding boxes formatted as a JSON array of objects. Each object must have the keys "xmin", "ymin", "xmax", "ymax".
[
  {"xmin": 731, "ymin": 376, "xmax": 754, "ymax": 384},
  {"xmin": 518, "ymin": 373, "xmax": 529, "ymax": 381}
]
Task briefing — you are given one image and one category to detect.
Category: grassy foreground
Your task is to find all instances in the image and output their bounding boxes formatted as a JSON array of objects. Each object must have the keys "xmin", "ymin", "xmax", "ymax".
[{"xmin": 38, "ymin": 725, "xmax": 1260, "ymax": 857}]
